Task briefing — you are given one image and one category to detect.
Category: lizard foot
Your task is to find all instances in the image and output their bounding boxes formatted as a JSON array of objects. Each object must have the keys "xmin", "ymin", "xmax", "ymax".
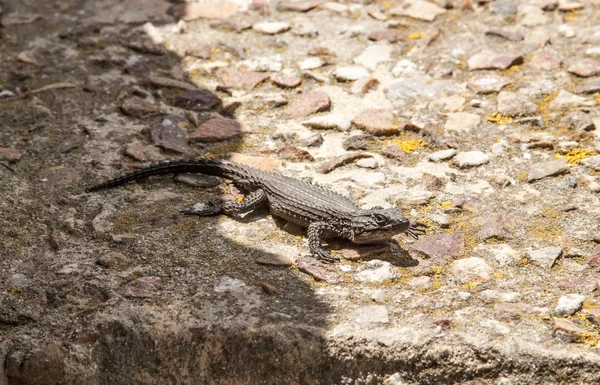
[
  {"xmin": 181, "ymin": 202, "xmax": 223, "ymax": 216},
  {"xmin": 405, "ymin": 221, "xmax": 428, "ymax": 239},
  {"xmin": 314, "ymin": 249, "xmax": 340, "ymax": 263}
]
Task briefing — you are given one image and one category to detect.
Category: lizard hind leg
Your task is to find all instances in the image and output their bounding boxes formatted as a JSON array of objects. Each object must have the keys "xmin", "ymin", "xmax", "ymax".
[
  {"xmin": 181, "ymin": 189, "xmax": 268, "ymax": 217},
  {"xmin": 181, "ymin": 202, "xmax": 223, "ymax": 216}
]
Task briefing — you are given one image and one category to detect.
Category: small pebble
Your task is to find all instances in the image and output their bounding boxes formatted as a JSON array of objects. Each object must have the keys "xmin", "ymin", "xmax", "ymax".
[
  {"xmin": 548, "ymin": 90, "xmax": 593, "ymax": 110},
  {"xmin": 298, "ymin": 57, "xmax": 325, "ymax": 70},
  {"xmin": 300, "ymin": 133, "xmax": 324, "ymax": 147},
  {"xmin": 497, "ymin": 91, "xmax": 539, "ymax": 116},
  {"xmin": 389, "ymin": 0, "xmax": 446, "ymax": 21},
  {"xmin": 333, "ymin": 65, "xmax": 370, "ymax": 81},
  {"xmin": 285, "ymin": 91, "xmax": 331, "ymax": 118},
  {"xmin": 527, "ymin": 246, "xmax": 562, "ymax": 269},
  {"xmin": 371, "ymin": 289, "xmax": 386, "ymax": 304},
  {"xmin": 0, "ymin": 147, "xmax": 22, "ymax": 161},
  {"xmin": 555, "ymin": 294, "xmax": 586, "ymax": 316},
  {"xmin": 150, "ymin": 115, "xmax": 190, "ymax": 153},
  {"xmin": 411, "ymin": 233, "xmax": 464, "ymax": 259},
  {"xmin": 270, "ymin": 73, "xmax": 302, "ymax": 88},
  {"xmin": 353, "ymin": 44, "xmax": 393, "ymax": 70},
  {"xmin": 530, "ymin": 50, "xmax": 562, "ymax": 70},
  {"xmin": 453, "ymin": 151, "xmax": 490, "ymax": 168},
  {"xmin": 354, "ymin": 260, "xmax": 397, "ymax": 283},
  {"xmin": 352, "ymin": 109, "xmax": 399, "ymax": 136},
  {"xmin": 191, "ymin": 117, "xmax": 248, "ymax": 142},
  {"xmin": 444, "ymin": 112, "xmax": 481, "ymax": 133},
  {"xmin": 252, "ymin": 21, "xmax": 291, "ymax": 35},
  {"xmin": 467, "ymin": 75, "xmax": 512, "ymax": 94},
  {"xmin": 527, "ymin": 159, "xmax": 569, "ymax": 182},
  {"xmin": 567, "ymin": 59, "xmax": 600, "ymax": 77},
  {"xmin": 428, "ymin": 149, "xmax": 456, "ymax": 162},
  {"xmin": 467, "ymin": 51, "xmax": 523, "ymax": 70},
  {"xmin": 450, "ymin": 257, "xmax": 494, "ymax": 284},
  {"xmin": 356, "ymin": 158, "xmax": 377, "ymax": 169},
  {"xmin": 368, "ymin": 30, "xmax": 403, "ymax": 43},
  {"xmin": 302, "ymin": 114, "xmax": 351, "ymax": 131},
  {"xmin": 351, "ymin": 77, "xmax": 380, "ymax": 95}
]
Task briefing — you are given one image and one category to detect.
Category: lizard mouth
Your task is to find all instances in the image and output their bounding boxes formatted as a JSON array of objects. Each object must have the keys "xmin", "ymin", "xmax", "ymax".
[
  {"xmin": 353, "ymin": 222, "xmax": 428, "ymax": 244},
  {"xmin": 353, "ymin": 221, "xmax": 410, "ymax": 244},
  {"xmin": 353, "ymin": 228, "xmax": 403, "ymax": 244}
]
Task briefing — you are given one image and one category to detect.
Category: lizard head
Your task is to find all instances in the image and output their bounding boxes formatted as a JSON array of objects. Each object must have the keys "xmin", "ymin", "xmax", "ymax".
[{"xmin": 351, "ymin": 207, "xmax": 411, "ymax": 244}]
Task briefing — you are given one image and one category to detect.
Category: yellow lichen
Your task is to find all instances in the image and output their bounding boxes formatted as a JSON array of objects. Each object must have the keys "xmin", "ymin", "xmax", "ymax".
[
  {"xmin": 502, "ymin": 65, "xmax": 521, "ymax": 76},
  {"xmin": 596, "ymin": 93, "xmax": 600, "ymax": 104},
  {"xmin": 542, "ymin": 205, "xmax": 561, "ymax": 218},
  {"xmin": 446, "ymin": 215, "xmax": 478, "ymax": 258},
  {"xmin": 461, "ymin": 282, "xmax": 476, "ymax": 290},
  {"xmin": 527, "ymin": 204, "xmax": 564, "ymax": 239},
  {"xmin": 437, "ymin": 201, "xmax": 453, "ymax": 209},
  {"xmin": 408, "ymin": 32, "xmax": 423, "ymax": 39},
  {"xmin": 392, "ymin": 139, "xmax": 427, "ymax": 153},
  {"xmin": 516, "ymin": 257, "xmax": 530, "ymax": 267},
  {"xmin": 582, "ymin": 300, "xmax": 597, "ymax": 312},
  {"xmin": 556, "ymin": 148, "xmax": 596, "ymax": 165},
  {"xmin": 485, "ymin": 112, "xmax": 513, "ymax": 124},
  {"xmin": 113, "ymin": 213, "xmax": 141, "ymax": 233},
  {"xmin": 381, "ymin": 1, "xmax": 391, "ymax": 8},
  {"xmin": 455, "ymin": 60, "xmax": 467, "ymax": 70},
  {"xmin": 492, "ymin": 272, "xmax": 505, "ymax": 279},
  {"xmin": 580, "ymin": 331, "xmax": 599, "ymax": 347},
  {"xmin": 528, "ymin": 222, "xmax": 562, "ymax": 240},
  {"xmin": 516, "ymin": 170, "xmax": 528, "ymax": 182},
  {"xmin": 8, "ymin": 286, "xmax": 20, "ymax": 294},
  {"xmin": 565, "ymin": 9, "xmax": 579, "ymax": 21},
  {"xmin": 536, "ymin": 92, "xmax": 558, "ymax": 125}
]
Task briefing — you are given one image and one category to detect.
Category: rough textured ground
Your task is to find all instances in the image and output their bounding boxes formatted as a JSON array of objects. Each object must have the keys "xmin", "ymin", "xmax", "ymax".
[{"xmin": 2, "ymin": 0, "xmax": 600, "ymax": 384}]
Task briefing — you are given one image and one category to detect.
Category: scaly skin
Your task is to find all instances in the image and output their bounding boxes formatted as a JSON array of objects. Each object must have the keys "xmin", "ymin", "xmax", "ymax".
[{"xmin": 87, "ymin": 159, "xmax": 426, "ymax": 262}]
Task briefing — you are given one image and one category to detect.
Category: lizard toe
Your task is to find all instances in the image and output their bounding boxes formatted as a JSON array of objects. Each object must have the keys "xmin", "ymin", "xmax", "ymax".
[{"xmin": 315, "ymin": 250, "xmax": 339, "ymax": 263}]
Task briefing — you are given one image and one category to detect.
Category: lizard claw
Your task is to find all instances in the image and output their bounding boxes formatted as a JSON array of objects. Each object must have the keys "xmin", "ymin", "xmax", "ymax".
[
  {"xmin": 315, "ymin": 250, "xmax": 340, "ymax": 263},
  {"xmin": 180, "ymin": 203, "xmax": 222, "ymax": 216},
  {"xmin": 405, "ymin": 221, "xmax": 428, "ymax": 239}
]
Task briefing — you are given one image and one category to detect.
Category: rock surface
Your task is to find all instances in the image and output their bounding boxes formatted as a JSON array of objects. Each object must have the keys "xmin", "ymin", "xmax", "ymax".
[{"xmin": 3, "ymin": 0, "xmax": 600, "ymax": 384}]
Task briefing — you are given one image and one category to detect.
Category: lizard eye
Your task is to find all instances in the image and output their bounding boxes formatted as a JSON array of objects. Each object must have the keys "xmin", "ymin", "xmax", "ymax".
[{"xmin": 373, "ymin": 214, "xmax": 387, "ymax": 223}]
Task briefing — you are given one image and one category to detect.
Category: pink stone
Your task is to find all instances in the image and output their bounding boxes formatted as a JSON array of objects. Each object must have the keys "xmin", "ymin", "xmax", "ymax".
[
  {"xmin": 215, "ymin": 68, "xmax": 270, "ymax": 90},
  {"xmin": 352, "ymin": 109, "xmax": 399, "ymax": 135},
  {"xmin": 530, "ymin": 50, "xmax": 562, "ymax": 70},
  {"xmin": 297, "ymin": 256, "xmax": 343, "ymax": 283},
  {"xmin": 285, "ymin": 90, "xmax": 330, "ymax": 117},
  {"xmin": 567, "ymin": 59, "xmax": 600, "ymax": 78},
  {"xmin": 0, "ymin": 147, "xmax": 22, "ymax": 161},
  {"xmin": 411, "ymin": 233, "xmax": 464, "ymax": 259},
  {"xmin": 188, "ymin": 117, "xmax": 249, "ymax": 142}
]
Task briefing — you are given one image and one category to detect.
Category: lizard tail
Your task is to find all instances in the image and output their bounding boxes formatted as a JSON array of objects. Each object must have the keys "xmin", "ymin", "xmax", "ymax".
[{"xmin": 86, "ymin": 159, "xmax": 229, "ymax": 192}]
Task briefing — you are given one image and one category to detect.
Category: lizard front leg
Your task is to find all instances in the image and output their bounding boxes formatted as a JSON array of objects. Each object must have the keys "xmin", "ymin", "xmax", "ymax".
[
  {"xmin": 307, "ymin": 222, "xmax": 339, "ymax": 263},
  {"xmin": 182, "ymin": 189, "xmax": 267, "ymax": 216}
]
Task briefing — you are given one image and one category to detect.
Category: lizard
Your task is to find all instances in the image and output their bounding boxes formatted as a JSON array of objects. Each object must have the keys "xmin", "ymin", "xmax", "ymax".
[{"xmin": 86, "ymin": 159, "xmax": 427, "ymax": 262}]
